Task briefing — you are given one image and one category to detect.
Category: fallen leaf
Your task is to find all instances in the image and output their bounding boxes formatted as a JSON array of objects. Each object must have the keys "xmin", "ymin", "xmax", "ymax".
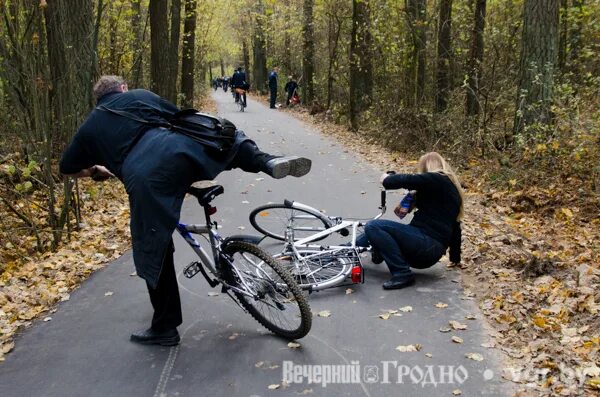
[
  {"xmin": 288, "ymin": 341, "xmax": 301, "ymax": 349},
  {"xmin": 465, "ymin": 352, "xmax": 484, "ymax": 361},
  {"xmin": 452, "ymin": 389, "xmax": 462, "ymax": 395},
  {"xmin": 268, "ymin": 384, "xmax": 280, "ymax": 390},
  {"xmin": 399, "ymin": 306, "xmax": 413, "ymax": 312},
  {"xmin": 1, "ymin": 342, "xmax": 14, "ymax": 354},
  {"xmin": 425, "ymin": 353, "xmax": 433, "ymax": 358},
  {"xmin": 435, "ymin": 302, "xmax": 449, "ymax": 308},
  {"xmin": 449, "ymin": 320, "xmax": 468, "ymax": 330},
  {"xmin": 465, "ymin": 314, "xmax": 476, "ymax": 320},
  {"xmin": 104, "ymin": 291, "xmax": 113, "ymax": 296},
  {"xmin": 207, "ymin": 292, "xmax": 219, "ymax": 297},
  {"xmin": 345, "ymin": 288, "xmax": 354, "ymax": 294},
  {"xmin": 395, "ymin": 344, "xmax": 422, "ymax": 352},
  {"xmin": 129, "ymin": 271, "xmax": 137, "ymax": 277},
  {"xmin": 379, "ymin": 313, "xmax": 391, "ymax": 320},
  {"xmin": 255, "ymin": 361, "xmax": 265, "ymax": 368},
  {"xmin": 439, "ymin": 327, "xmax": 452, "ymax": 333},
  {"xmin": 241, "ymin": 200, "xmax": 250, "ymax": 204},
  {"xmin": 238, "ymin": 226, "xmax": 246, "ymax": 230},
  {"xmin": 452, "ymin": 336, "xmax": 464, "ymax": 344},
  {"xmin": 317, "ymin": 310, "xmax": 331, "ymax": 318},
  {"xmin": 43, "ymin": 316, "xmax": 52, "ymax": 322},
  {"xmin": 228, "ymin": 333, "xmax": 239, "ymax": 340}
]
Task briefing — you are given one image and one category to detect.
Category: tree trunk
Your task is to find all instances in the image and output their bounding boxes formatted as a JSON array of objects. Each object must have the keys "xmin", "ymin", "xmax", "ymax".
[
  {"xmin": 326, "ymin": 12, "xmax": 342, "ymax": 109},
  {"xmin": 514, "ymin": 0, "xmax": 560, "ymax": 134},
  {"xmin": 149, "ymin": 0, "xmax": 170, "ymax": 98},
  {"xmin": 44, "ymin": 0, "xmax": 94, "ymax": 244},
  {"xmin": 180, "ymin": 0, "xmax": 197, "ymax": 108},
  {"xmin": 220, "ymin": 58, "xmax": 225, "ymax": 77},
  {"xmin": 558, "ymin": 0, "xmax": 568, "ymax": 71},
  {"xmin": 302, "ymin": 0, "xmax": 315, "ymax": 103},
  {"xmin": 167, "ymin": 0, "xmax": 181, "ymax": 103},
  {"xmin": 349, "ymin": 0, "xmax": 373, "ymax": 130},
  {"xmin": 252, "ymin": 1, "xmax": 268, "ymax": 94},
  {"xmin": 435, "ymin": 0, "xmax": 452, "ymax": 113},
  {"xmin": 405, "ymin": 0, "xmax": 426, "ymax": 107},
  {"xmin": 415, "ymin": 0, "xmax": 426, "ymax": 107},
  {"xmin": 242, "ymin": 39, "xmax": 250, "ymax": 84},
  {"xmin": 465, "ymin": 0, "xmax": 486, "ymax": 116},
  {"xmin": 130, "ymin": 0, "xmax": 145, "ymax": 87},
  {"xmin": 569, "ymin": 0, "xmax": 584, "ymax": 68}
]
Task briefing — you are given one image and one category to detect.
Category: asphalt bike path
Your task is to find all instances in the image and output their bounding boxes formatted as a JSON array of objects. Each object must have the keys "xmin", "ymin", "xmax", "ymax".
[{"xmin": 0, "ymin": 90, "xmax": 513, "ymax": 397}]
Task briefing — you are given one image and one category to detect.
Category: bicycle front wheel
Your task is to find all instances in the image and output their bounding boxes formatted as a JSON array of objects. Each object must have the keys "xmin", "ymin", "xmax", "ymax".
[
  {"xmin": 221, "ymin": 241, "xmax": 312, "ymax": 339},
  {"xmin": 249, "ymin": 204, "xmax": 333, "ymax": 241}
]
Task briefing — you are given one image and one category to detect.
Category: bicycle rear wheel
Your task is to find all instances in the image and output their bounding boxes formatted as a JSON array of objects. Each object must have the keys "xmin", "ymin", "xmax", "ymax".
[
  {"xmin": 249, "ymin": 204, "xmax": 332, "ymax": 242},
  {"xmin": 221, "ymin": 241, "xmax": 312, "ymax": 339},
  {"xmin": 276, "ymin": 250, "xmax": 354, "ymax": 291}
]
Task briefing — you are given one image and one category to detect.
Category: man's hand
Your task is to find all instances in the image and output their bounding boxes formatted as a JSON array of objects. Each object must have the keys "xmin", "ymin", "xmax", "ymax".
[{"xmin": 91, "ymin": 165, "xmax": 115, "ymax": 181}]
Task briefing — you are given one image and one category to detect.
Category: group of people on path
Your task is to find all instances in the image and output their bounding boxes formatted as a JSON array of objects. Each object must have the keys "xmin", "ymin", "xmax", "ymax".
[
  {"xmin": 60, "ymin": 75, "xmax": 463, "ymax": 346},
  {"xmin": 214, "ymin": 65, "xmax": 300, "ymax": 109}
]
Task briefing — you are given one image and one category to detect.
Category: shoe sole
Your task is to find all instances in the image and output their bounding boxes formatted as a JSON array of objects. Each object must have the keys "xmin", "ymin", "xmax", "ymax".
[
  {"xmin": 288, "ymin": 157, "xmax": 312, "ymax": 177},
  {"xmin": 270, "ymin": 157, "xmax": 312, "ymax": 179},
  {"xmin": 130, "ymin": 336, "xmax": 180, "ymax": 346}
]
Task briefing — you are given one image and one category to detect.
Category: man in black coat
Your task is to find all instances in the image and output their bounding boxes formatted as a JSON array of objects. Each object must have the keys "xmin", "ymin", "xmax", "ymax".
[
  {"xmin": 268, "ymin": 66, "xmax": 279, "ymax": 109},
  {"xmin": 60, "ymin": 75, "xmax": 311, "ymax": 346},
  {"xmin": 285, "ymin": 76, "xmax": 299, "ymax": 106}
]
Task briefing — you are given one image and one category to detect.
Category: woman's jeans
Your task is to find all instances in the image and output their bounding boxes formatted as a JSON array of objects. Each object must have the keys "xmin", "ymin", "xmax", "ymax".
[{"xmin": 356, "ymin": 220, "xmax": 446, "ymax": 279}]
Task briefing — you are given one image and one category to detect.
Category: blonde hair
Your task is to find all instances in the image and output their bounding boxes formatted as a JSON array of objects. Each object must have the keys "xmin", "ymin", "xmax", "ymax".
[{"xmin": 417, "ymin": 152, "xmax": 465, "ymax": 220}]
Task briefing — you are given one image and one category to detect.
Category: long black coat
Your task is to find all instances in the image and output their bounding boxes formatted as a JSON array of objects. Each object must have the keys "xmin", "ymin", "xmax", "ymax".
[{"xmin": 60, "ymin": 89, "xmax": 249, "ymax": 288}]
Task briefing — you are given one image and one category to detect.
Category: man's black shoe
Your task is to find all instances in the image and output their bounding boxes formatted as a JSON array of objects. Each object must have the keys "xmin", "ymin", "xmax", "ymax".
[
  {"xmin": 371, "ymin": 249, "xmax": 384, "ymax": 264},
  {"xmin": 382, "ymin": 276, "xmax": 416, "ymax": 290},
  {"xmin": 130, "ymin": 328, "xmax": 180, "ymax": 346},
  {"xmin": 265, "ymin": 156, "xmax": 312, "ymax": 179}
]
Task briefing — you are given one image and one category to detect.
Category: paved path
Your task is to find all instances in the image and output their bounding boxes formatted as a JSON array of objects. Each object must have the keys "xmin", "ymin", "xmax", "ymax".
[{"xmin": 0, "ymin": 91, "xmax": 513, "ymax": 397}]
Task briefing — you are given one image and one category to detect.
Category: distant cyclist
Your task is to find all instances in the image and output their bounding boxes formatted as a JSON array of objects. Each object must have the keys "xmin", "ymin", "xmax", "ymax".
[{"xmin": 230, "ymin": 66, "xmax": 248, "ymax": 107}]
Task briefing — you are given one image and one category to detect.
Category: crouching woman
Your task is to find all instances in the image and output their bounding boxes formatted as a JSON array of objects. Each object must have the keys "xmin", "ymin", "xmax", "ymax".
[{"xmin": 360, "ymin": 152, "xmax": 464, "ymax": 290}]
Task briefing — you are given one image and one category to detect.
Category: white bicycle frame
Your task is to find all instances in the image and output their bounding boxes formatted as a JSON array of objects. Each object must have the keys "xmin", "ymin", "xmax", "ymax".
[{"xmin": 278, "ymin": 191, "xmax": 388, "ymax": 290}]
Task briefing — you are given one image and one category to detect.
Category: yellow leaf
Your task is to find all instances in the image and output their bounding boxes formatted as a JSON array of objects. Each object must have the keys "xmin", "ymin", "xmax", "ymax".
[
  {"xmin": 560, "ymin": 208, "xmax": 574, "ymax": 218},
  {"xmin": 533, "ymin": 316, "xmax": 547, "ymax": 328}
]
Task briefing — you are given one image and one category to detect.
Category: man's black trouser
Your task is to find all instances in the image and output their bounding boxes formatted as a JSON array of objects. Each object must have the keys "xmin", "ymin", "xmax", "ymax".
[
  {"xmin": 269, "ymin": 87, "xmax": 277, "ymax": 108},
  {"xmin": 146, "ymin": 141, "xmax": 275, "ymax": 331},
  {"xmin": 147, "ymin": 240, "xmax": 182, "ymax": 331}
]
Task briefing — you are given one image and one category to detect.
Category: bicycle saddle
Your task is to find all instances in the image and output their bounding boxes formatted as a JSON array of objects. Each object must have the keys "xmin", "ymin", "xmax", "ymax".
[{"xmin": 187, "ymin": 185, "xmax": 224, "ymax": 206}]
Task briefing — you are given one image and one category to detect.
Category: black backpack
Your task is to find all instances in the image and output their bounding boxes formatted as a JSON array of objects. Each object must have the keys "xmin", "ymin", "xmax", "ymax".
[
  {"xmin": 97, "ymin": 106, "xmax": 237, "ymax": 156},
  {"xmin": 170, "ymin": 109, "xmax": 236, "ymax": 154}
]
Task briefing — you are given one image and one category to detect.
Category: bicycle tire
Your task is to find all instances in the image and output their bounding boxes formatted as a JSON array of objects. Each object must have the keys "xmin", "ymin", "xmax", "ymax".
[
  {"xmin": 275, "ymin": 251, "xmax": 353, "ymax": 291},
  {"xmin": 249, "ymin": 204, "xmax": 333, "ymax": 242},
  {"xmin": 221, "ymin": 241, "xmax": 312, "ymax": 339}
]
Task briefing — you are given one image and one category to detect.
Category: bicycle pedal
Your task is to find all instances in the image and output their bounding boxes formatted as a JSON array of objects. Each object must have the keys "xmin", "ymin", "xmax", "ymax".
[{"xmin": 183, "ymin": 261, "xmax": 201, "ymax": 279}]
